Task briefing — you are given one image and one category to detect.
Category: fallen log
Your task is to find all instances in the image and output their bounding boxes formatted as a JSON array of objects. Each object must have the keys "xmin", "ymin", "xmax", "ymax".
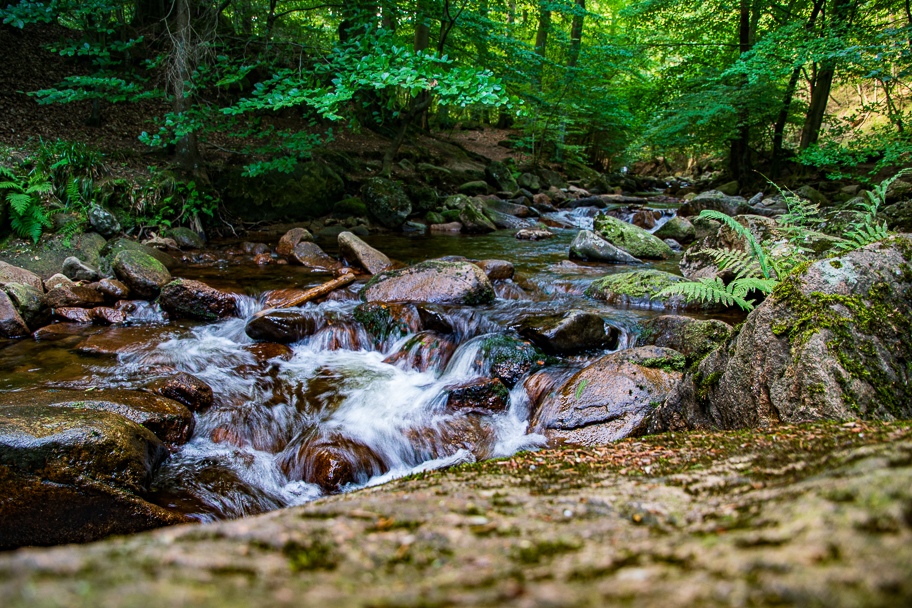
[{"xmin": 257, "ymin": 271, "xmax": 356, "ymax": 313}]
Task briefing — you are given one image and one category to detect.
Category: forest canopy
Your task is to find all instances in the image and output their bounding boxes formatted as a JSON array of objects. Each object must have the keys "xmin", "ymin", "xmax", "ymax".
[{"xmin": 2, "ymin": 0, "xmax": 910, "ymax": 183}]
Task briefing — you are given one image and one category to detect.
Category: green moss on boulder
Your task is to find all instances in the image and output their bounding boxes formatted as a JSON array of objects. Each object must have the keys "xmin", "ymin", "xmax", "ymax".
[{"xmin": 593, "ymin": 214, "xmax": 673, "ymax": 259}]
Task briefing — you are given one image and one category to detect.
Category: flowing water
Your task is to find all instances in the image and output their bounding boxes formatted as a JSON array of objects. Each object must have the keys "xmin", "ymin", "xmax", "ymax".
[{"xmin": 0, "ymin": 210, "xmax": 741, "ymax": 523}]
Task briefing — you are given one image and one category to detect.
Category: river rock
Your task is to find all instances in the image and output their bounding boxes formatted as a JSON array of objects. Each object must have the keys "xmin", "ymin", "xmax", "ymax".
[
  {"xmin": 532, "ymin": 347, "xmax": 683, "ymax": 446},
  {"xmin": 353, "ymin": 302, "xmax": 423, "ymax": 344},
  {"xmin": 360, "ymin": 261, "xmax": 495, "ymax": 305},
  {"xmin": 243, "ymin": 342, "xmax": 295, "ymax": 364},
  {"xmin": 458, "ymin": 180, "xmax": 491, "ymax": 196},
  {"xmin": 0, "ymin": 389, "xmax": 195, "ymax": 445},
  {"xmin": 517, "ymin": 310, "xmax": 620, "ymax": 355},
  {"xmin": 0, "ymin": 291, "xmax": 30, "ymax": 338},
  {"xmin": 45, "ymin": 284, "xmax": 104, "ymax": 309},
  {"xmin": 382, "ymin": 331, "xmax": 457, "ymax": 373},
  {"xmin": 0, "ymin": 404, "xmax": 186, "ymax": 550},
  {"xmin": 291, "ymin": 242, "xmax": 344, "ymax": 272},
  {"xmin": 651, "ymin": 236, "xmax": 912, "ymax": 433},
  {"xmin": 445, "ymin": 378, "xmax": 510, "ymax": 415},
  {"xmin": 338, "ymin": 231, "xmax": 391, "ymax": 274},
  {"xmin": 279, "ymin": 433, "xmax": 387, "ymax": 493},
  {"xmin": 586, "ymin": 270, "xmax": 723, "ymax": 312},
  {"xmin": 53, "ymin": 307, "xmax": 96, "ymax": 324},
  {"xmin": 147, "ymin": 372, "xmax": 214, "ymax": 412},
  {"xmin": 430, "ymin": 221, "xmax": 462, "ymax": 233},
  {"xmin": 102, "ymin": 238, "xmax": 176, "ymax": 271},
  {"xmin": 2, "ymin": 283, "xmax": 48, "ymax": 329},
  {"xmin": 246, "ymin": 310, "xmax": 320, "ymax": 343},
  {"xmin": 637, "ymin": 315, "xmax": 733, "ymax": 364},
  {"xmin": 163, "ymin": 227, "xmax": 205, "ymax": 249},
  {"xmin": 44, "ymin": 273, "xmax": 74, "ymax": 291},
  {"xmin": 692, "ymin": 215, "xmax": 721, "ymax": 240},
  {"xmin": 477, "ymin": 334, "xmax": 552, "ymax": 389},
  {"xmin": 96, "ymin": 278, "xmax": 130, "ymax": 300},
  {"xmin": 459, "ymin": 204, "xmax": 497, "ymax": 233},
  {"xmin": 0, "ymin": 261, "xmax": 44, "ymax": 292},
  {"xmin": 515, "ymin": 228, "xmax": 553, "ymax": 240},
  {"xmin": 112, "ymin": 250, "xmax": 172, "ymax": 299},
  {"xmin": 485, "ymin": 208, "xmax": 530, "ymax": 230},
  {"xmin": 473, "ymin": 259, "xmax": 514, "ymax": 281},
  {"xmin": 158, "ymin": 279, "xmax": 238, "ymax": 321},
  {"xmin": 679, "ymin": 214, "xmax": 781, "ymax": 280},
  {"xmin": 86, "ymin": 204, "xmax": 121, "ymax": 238},
  {"xmin": 678, "ymin": 191, "xmax": 748, "ymax": 217},
  {"xmin": 569, "ymin": 230, "xmax": 641, "ymax": 264},
  {"xmin": 654, "ymin": 216, "xmax": 696, "ymax": 243},
  {"xmin": 92, "ymin": 307, "xmax": 127, "ymax": 325},
  {"xmin": 485, "ymin": 161, "xmax": 519, "ymax": 192},
  {"xmin": 483, "ymin": 198, "xmax": 533, "ymax": 218},
  {"xmin": 62, "ymin": 256, "xmax": 99, "ymax": 282},
  {"xmin": 631, "ymin": 210, "xmax": 657, "ymax": 229},
  {"xmin": 593, "ymin": 214, "xmax": 673, "ymax": 259},
  {"xmin": 277, "ymin": 227, "xmax": 314, "ymax": 256},
  {"xmin": 518, "ymin": 173, "xmax": 541, "ymax": 191},
  {"xmin": 361, "ymin": 178, "xmax": 412, "ymax": 229}
]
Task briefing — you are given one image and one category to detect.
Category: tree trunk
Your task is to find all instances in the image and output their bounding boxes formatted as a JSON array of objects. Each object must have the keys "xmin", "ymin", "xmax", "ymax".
[
  {"xmin": 568, "ymin": 0, "xmax": 585, "ymax": 69},
  {"xmin": 172, "ymin": 0, "xmax": 204, "ymax": 175},
  {"xmin": 533, "ymin": 7, "xmax": 551, "ymax": 92},
  {"xmin": 728, "ymin": 0, "xmax": 752, "ymax": 183},
  {"xmin": 133, "ymin": 0, "xmax": 170, "ymax": 29},
  {"xmin": 799, "ymin": 0, "xmax": 850, "ymax": 150},
  {"xmin": 414, "ymin": 0, "xmax": 431, "ymax": 129}
]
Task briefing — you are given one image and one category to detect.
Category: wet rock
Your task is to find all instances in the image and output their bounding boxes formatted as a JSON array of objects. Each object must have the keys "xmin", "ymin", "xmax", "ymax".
[
  {"xmin": 664, "ymin": 238, "xmax": 682, "ymax": 251},
  {"xmin": 279, "ymin": 433, "xmax": 387, "ymax": 493},
  {"xmin": 245, "ymin": 310, "xmax": 320, "ymax": 343},
  {"xmin": 678, "ymin": 190, "xmax": 748, "ymax": 217},
  {"xmin": 483, "ymin": 198, "xmax": 533, "ymax": 218},
  {"xmin": 0, "ymin": 404, "xmax": 187, "ymax": 550},
  {"xmin": 158, "ymin": 279, "xmax": 238, "ymax": 321},
  {"xmin": 459, "ymin": 204, "xmax": 497, "ymax": 233},
  {"xmin": 75, "ymin": 325, "xmax": 177, "ymax": 356},
  {"xmin": 253, "ymin": 253, "xmax": 273, "ymax": 265},
  {"xmin": 692, "ymin": 215, "xmax": 721, "ymax": 240},
  {"xmin": 654, "ymin": 216, "xmax": 696, "ymax": 243},
  {"xmin": 569, "ymin": 230, "xmax": 641, "ymax": 264},
  {"xmin": 0, "ymin": 261, "xmax": 44, "ymax": 292},
  {"xmin": 518, "ymin": 173, "xmax": 541, "ymax": 191},
  {"xmin": 353, "ymin": 302, "xmax": 423, "ymax": 344},
  {"xmin": 291, "ymin": 242, "xmax": 344, "ymax": 272},
  {"xmin": 517, "ymin": 310, "xmax": 620, "ymax": 355},
  {"xmin": 533, "ymin": 347, "xmax": 683, "ymax": 446},
  {"xmin": 479, "ymin": 334, "xmax": 552, "ymax": 389},
  {"xmin": 2, "ymin": 283, "xmax": 48, "ymax": 329},
  {"xmin": 515, "ymin": 228, "xmax": 553, "ymax": 240},
  {"xmin": 881, "ymin": 200, "xmax": 912, "ymax": 232},
  {"xmin": 430, "ymin": 221, "xmax": 462, "ymax": 233},
  {"xmin": 142, "ymin": 235, "xmax": 180, "ymax": 252},
  {"xmin": 679, "ymin": 215, "xmax": 781, "ymax": 280},
  {"xmin": 382, "ymin": 331, "xmax": 457, "ymax": 373},
  {"xmin": 586, "ymin": 270, "xmax": 723, "ymax": 311},
  {"xmin": 276, "ymin": 227, "xmax": 314, "ymax": 256},
  {"xmin": 62, "ymin": 256, "xmax": 99, "ymax": 282},
  {"xmin": 360, "ymin": 261, "xmax": 495, "ymax": 305},
  {"xmin": 458, "ymin": 180, "xmax": 491, "ymax": 196},
  {"xmin": 53, "ymin": 307, "xmax": 96, "ymax": 324},
  {"xmin": 241, "ymin": 242, "xmax": 270, "ymax": 255},
  {"xmin": 637, "ymin": 315, "xmax": 733, "ymax": 364},
  {"xmin": 147, "ymin": 372, "xmax": 214, "ymax": 412},
  {"xmin": 96, "ymin": 278, "xmax": 130, "ymax": 300},
  {"xmin": 338, "ymin": 231, "xmax": 392, "ymax": 274},
  {"xmin": 0, "ymin": 387, "xmax": 195, "ymax": 445},
  {"xmin": 361, "ymin": 178, "xmax": 412, "ymax": 229},
  {"xmin": 485, "ymin": 208, "xmax": 530, "ymax": 230},
  {"xmin": 593, "ymin": 214, "xmax": 673, "ymax": 259},
  {"xmin": 631, "ymin": 210, "xmax": 657, "ymax": 229},
  {"xmin": 243, "ymin": 342, "xmax": 295, "ymax": 363},
  {"xmin": 651, "ymin": 237, "xmax": 912, "ymax": 433},
  {"xmin": 87, "ymin": 204, "xmax": 121, "ymax": 238},
  {"xmin": 112, "ymin": 250, "xmax": 172, "ymax": 299},
  {"xmin": 92, "ymin": 307, "xmax": 127, "ymax": 325},
  {"xmin": 102, "ymin": 238, "xmax": 177, "ymax": 271},
  {"xmin": 473, "ymin": 259, "xmax": 514, "ymax": 281},
  {"xmin": 45, "ymin": 284, "xmax": 104, "ymax": 309},
  {"xmin": 44, "ymin": 273, "xmax": 75, "ymax": 291},
  {"xmin": 163, "ymin": 227, "xmax": 205, "ymax": 249},
  {"xmin": 485, "ymin": 160, "xmax": 520, "ymax": 192},
  {"xmin": 445, "ymin": 378, "xmax": 510, "ymax": 415},
  {"xmin": 0, "ymin": 291, "xmax": 30, "ymax": 337}
]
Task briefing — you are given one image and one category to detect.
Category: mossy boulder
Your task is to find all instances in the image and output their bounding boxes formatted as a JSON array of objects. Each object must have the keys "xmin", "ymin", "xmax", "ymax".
[
  {"xmin": 333, "ymin": 197, "xmax": 368, "ymax": 219},
  {"xmin": 406, "ymin": 184, "xmax": 439, "ymax": 212},
  {"xmin": 0, "ymin": 290, "xmax": 30, "ymax": 338},
  {"xmin": 163, "ymin": 227, "xmax": 205, "ymax": 249},
  {"xmin": 0, "ymin": 261, "xmax": 44, "ymax": 292},
  {"xmin": 485, "ymin": 161, "xmax": 519, "ymax": 192},
  {"xmin": 459, "ymin": 204, "xmax": 497, "ymax": 233},
  {"xmin": 586, "ymin": 270, "xmax": 722, "ymax": 311},
  {"xmin": 360, "ymin": 261, "xmax": 495, "ymax": 305},
  {"xmin": 217, "ymin": 162, "xmax": 345, "ymax": 222},
  {"xmin": 0, "ymin": 403, "xmax": 187, "ymax": 550},
  {"xmin": 569, "ymin": 230, "xmax": 640, "ymax": 264},
  {"xmin": 654, "ymin": 215, "xmax": 696, "ymax": 244},
  {"xmin": 652, "ymin": 236, "xmax": 912, "ymax": 433},
  {"xmin": 158, "ymin": 278, "xmax": 238, "ymax": 321},
  {"xmin": 637, "ymin": 315, "xmax": 733, "ymax": 365},
  {"xmin": 112, "ymin": 250, "xmax": 171, "ymax": 299},
  {"xmin": 102, "ymin": 238, "xmax": 176, "ymax": 271},
  {"xmin": 1, "ymin": 282, "xmax": 48, "ymax": 329},
  {"xmin": 477, "ymin": 334, "xmax": 553, "ymax": 389},
  {"xmin": 361, "ymin": 178, "xmax": 412, "ymax": 229},
  {"xmin": 426, "ymin": 211, "xmax": 445, "ymax": 225},
  {"xmin": 593, "ymin": 214, "xmax": 673, "ymax": 259}
]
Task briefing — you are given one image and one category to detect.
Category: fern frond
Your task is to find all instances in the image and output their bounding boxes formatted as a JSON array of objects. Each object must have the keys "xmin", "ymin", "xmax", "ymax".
[
  {"xmin": 697, "ymin": 210, "xmax": 771, "ymax": 278},
  {"xmin": 704, "ymin": 247, "xmax": 764, "ymax": 279},
  {"xmin": 654, "ymin": 277, "xmax": 758, "ymax": 311},
  {"xmin": 8, "ymin": 192, "xmax": 33, "ymax": 214},
  {"xmin": 0, "ymin": 180, "xmax": 23, "ymax": 191}
]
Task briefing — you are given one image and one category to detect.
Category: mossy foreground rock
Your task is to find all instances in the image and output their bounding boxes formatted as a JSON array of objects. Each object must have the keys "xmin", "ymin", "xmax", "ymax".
[
  {"xmin": 360, "ymin": 261, "xmax": 495, "ymax": 305},
  {"xmin": 2, "ymin": 422, "xmax": 911, "ymax": 606},
  {"xmin": 653, "ymin": 236, "xmax": 912, "ymax": 432},
  {"xmin": 0, "ymin": 404, "xmax": 188, "ymax": 550},
  {"xmin": 593, "ymin": 213, "xmax": 673, "ymax": 259},
  {"xmin": 586, "ymin": 270, "xmax": 723, "ymax": 311}
]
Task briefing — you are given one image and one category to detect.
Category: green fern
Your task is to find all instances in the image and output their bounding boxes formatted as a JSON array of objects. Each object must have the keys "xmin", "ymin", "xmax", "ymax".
[
  {"xmin": 1, "ymin": 167, "xmax": 53, "ymax": 243},
  {"xmin": 697, "ymin": 209, "xmax": 773, "ymax": 279},
  {"xmin": 832, "ymin": 169, "xmax": 910, "ymax": 252},
  {"xmin": 703, "ymin": 247, "xmax": 764, "ymax": 279},
  {"xmin": 657, "ymin": 276, "xmax": 777, "ymax": 312}
]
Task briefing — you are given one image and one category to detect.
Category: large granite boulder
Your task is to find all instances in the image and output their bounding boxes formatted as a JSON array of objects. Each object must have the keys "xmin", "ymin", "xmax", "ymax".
[
  {"xmin": 158, "ymin": 279, "xmax": 238, "ymax": 321},
  {"xmin": 0, "ymin": 404, "xmax": 188, "ymax": 549},
  {"xmin": 485, "ymin": 161, "xmax": 519, "ymax": 192},
  {"xmin": 112, "ymin": 250, "xmax": 172, "ymax": 299},
  {"xmin": 593, "ymin": 214, "xmax": 673, "ymax": 259},
  {"xmin": 360, "ymin": 261, "xmax": 495, "ymax": 305},
  {"xmin": 276, "ymin": 227, "xmax": 314, "ymax": 257},
  {"xmin": 651, "ymin": 236, "xmax": 912, "ymax": 433},
  {"xmin": 569, "ymin": 230, "xmax": 640, "ymax": 264},
  {"xmin": 637, "ymin": 315, "xmax": 734, "ymax": 365},
  {"xmin": 654, "ymin": 216, "xmax": 696, "ymax": 244},
  {"xmin": 532, "ymin": 347, "xmax": 683, "ymax": 446},
  {"xmin": 517, "ymin": 310, "xmax": 620, "ymax": 355}
]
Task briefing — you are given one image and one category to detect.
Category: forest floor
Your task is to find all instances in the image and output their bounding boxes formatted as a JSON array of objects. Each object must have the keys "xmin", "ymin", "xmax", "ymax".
[{"xmin": 2, "ymin": 421, "xmax": 911, "ymax": 607}]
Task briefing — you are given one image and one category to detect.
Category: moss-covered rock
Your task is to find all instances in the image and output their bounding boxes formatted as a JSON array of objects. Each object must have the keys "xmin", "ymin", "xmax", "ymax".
[
  {"xmin": 405, "ymin": 184, "xmax": 439, "ymax": 212},
  {"xmin": 479, "ymin": 334, "xmax": 555, "ymax": 388},
  {"xmin": 163, "ymin": 227, "xmax": 205, "ymax": 249},
  {"xmin": 636, "ymin": 315, "xmax": 733, "ymax": 365},
  {"xmin": 569, "ymin": 230, "xmax": 641, "ymax": 264},
  {"xmin": 361, "ymin": 178, "xmax": 412, "ymax": 229},
  {"xmin": 112, "ymin": 250, "xmax": 171, "ymax": 299},
  {"xmin": 654, "ymin": 215, "xmax": 696, "ymax": 243},
  {"xmin": 586, "ymin": 270, "xmax": 722, "ymax": 311},
  {"xmin": 1, "ymin": 282, "xmax": 48, "ymax": 329},
  {"xmin": 360, "ymin": 261, "xmax": 495, "ymax": 305},
  {"xmin": 485, "ymin": 160, "xmax": 519, "ymax": 192},
  {"xmin": 593, "ymin": 214, "xmax": 673, "ymax": 259},
  {"xmin": 0, "ymin": 290, "xmax": 29, "ymax": 338},
  {"xmin": 101, "ymin": 238, "xmax": 176, "ymax": 271},
  {"xmin": 217, "ymin": 162, "xmax": 345, "ymax": 222},
  {"xmin": 459, "ymin": 204, "xmax": 497, "ymax": 233},
  {"xmin": 517, "ymin": 310, "xmax": 620, "ymax": 355},
  {"xmin": 426, "ymin": 211, "xmax": 445, "ymax": 225},
  {"xmin": 332, "ymin": 197, "xmax": 368, "ymax": 219}
]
